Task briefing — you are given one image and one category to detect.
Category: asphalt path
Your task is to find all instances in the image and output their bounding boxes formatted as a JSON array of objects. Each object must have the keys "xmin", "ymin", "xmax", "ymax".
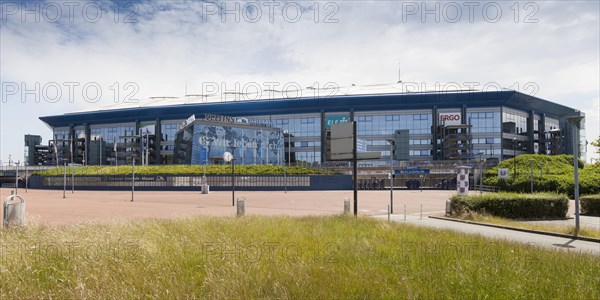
[{"xmin": 375, "ymin": 214, "xmax": 600, "ymax": 255}]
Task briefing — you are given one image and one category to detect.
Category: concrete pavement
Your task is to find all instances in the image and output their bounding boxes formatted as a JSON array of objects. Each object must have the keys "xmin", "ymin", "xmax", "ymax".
[{"xmin": 374, "ymin": 214, "xmax": 600, "ymax": 255}]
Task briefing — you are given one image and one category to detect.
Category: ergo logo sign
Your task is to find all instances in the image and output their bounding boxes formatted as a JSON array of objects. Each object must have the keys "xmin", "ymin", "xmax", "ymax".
[{"xmin": 439, "ymin": 113, "xmax": 461, "ymax": 125}]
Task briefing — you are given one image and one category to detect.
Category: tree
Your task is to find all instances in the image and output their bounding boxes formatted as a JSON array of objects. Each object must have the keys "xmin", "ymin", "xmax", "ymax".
[{"xmin": 591, "ymin": 137, "xmax": 600, "ymax": 163}]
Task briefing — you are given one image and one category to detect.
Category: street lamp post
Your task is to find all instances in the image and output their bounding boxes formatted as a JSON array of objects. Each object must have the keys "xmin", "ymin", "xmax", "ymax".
[
  {"xmin": 567, "ymin": 115, "xmax": 584, "ymax": 234},
  {"xmin": 131, "ymin": 157, "xmax": 135, "ymax": 202},
  {"xmin": 529, "ymin": 159, "xmax": 534, "ymax": 193},
  {"xmin": 283, "ymin": 147, "xmax": 287, "ymax": 194},
  {"xmin": 513, "ymin": 137, "xmax": 517, "ymax": 179},
  {"xmin": 25, "ymin": 163, "xmax": 28, "ymax": 193},
  {"xmin": 224, "ymin": 150, "xmax": 236, "ymax": 207},
  {"xmin": 477, "ymin": 152, "xmax": 484, "ymax": 195},
  {"xmin": 63, "ymin": 160, "xmax": 67, "ymax": 198},
  {"xmin": 386, "ymin": 138, "xmax": 395, "ymax": 214},
  {"xmin": 14, "ymin": 161, "xmax": 19, "ymax": 196},
  {"xmin": 232, "ymin": 157, "xmax": 236, "ymax": 206}
]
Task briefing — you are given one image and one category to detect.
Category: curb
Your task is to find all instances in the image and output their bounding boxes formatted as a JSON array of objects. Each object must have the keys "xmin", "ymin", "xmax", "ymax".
[{"xmin": 428, "ymin": 216, "xmax": 600, "ymax": 243}]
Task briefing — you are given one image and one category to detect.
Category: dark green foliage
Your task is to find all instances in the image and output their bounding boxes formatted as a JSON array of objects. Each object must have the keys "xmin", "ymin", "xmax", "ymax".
[
  {"xmin": 581, "ymin": 195, "xmax": 600, "ymax": 216},
  {"xmin": 450, "ymin": 193, "xmax": 569, "ymax": 219},
  {"xmin": 483, "ymin": 155, "xmax": 600, "ymax": 197},
  {"xmin": 32, "ymin": 165, "xmax": 336, "ymax": 176}
]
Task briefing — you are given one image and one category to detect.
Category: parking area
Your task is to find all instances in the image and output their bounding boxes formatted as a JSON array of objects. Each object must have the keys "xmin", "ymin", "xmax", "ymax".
[{"xmin": 0, "ymin": 188, "xmax": 455, "ymax": 226}]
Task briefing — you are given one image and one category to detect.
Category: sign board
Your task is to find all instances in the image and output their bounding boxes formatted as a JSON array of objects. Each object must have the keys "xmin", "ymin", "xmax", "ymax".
[
  {"xmin": 498, "ymin": 168, "xmax": 509, "ymax": 179},
  {"xmin": 395, "ymin": 169, "xmax": 430, "ymax": 175},
  {"xmin": 179, "ymin": 114, "xmax": 196, "ymax": 130},
  {"xmin": 356, "ymin": 139, "xmax": 367, "ymax": 153},
  {"xmin": 394, "ymin": 129, "xmax": 410, "ymax": 161},
  {"xmin": 331, "ymin": 139, "xmax": 354, "ymax": 152},
  {"xmin": 331, "ymin": 122, "xmax": 354, "ymax": 139},
  {"xmin": 330, "ymin": 122, "xmax": 381, "ymax": 161},
  {"xmin": 204, "ymin": 113, "xmax": 271, "ymax": 127},
  {"xmin": 325, "ymin": 116, "xmax": 350, "ymax": 129},
  {"xmin": 439, "ymin": 113, "xmax": 462, "ymax": 126}
]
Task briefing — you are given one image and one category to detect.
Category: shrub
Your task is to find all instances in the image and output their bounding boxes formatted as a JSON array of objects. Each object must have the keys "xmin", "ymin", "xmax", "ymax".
[
  {"xmin": 581, "ymin": 195, "xmax": 600, "ymax": 216},
  {"xmin": 483, "ymin": 155, "xmax": 600, "ymax": 197},
  {"xmin": 32, "ymin": 165, "xmax": 336, "ymax": 176},
  {"xmin": 450, "ymin": 193, "xmax": 569, "ymax": 219}
]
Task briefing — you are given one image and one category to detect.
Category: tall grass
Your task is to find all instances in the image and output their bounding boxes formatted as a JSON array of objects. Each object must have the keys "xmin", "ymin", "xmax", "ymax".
[{"xmin": 0, "ymin": 216, "xmax": 598, "ymax": 299}]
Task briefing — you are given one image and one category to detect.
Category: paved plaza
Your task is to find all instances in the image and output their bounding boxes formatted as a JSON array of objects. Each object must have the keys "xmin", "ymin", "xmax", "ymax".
[{"xmin": 1, "ymin": 188, "xmax": 453, "ymax": 226}]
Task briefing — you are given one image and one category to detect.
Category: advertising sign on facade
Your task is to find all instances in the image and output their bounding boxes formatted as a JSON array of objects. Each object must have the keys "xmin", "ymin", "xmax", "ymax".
[
  {"xmin": 325, "ymin": 116, "xmax": 350, "ymax": 129},
  {"xmin": 176, "ymin": 122, "xmax": 282, "ymax": 165},
  {"xmin": 439, "ymin": 113, "xmax": 462, "ymax": 126}
]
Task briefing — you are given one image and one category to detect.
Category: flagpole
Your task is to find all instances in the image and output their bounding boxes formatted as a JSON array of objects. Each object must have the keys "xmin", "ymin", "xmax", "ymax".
[{"xmin": 114, "ymin": 138, "xmax": 118, "ymax": 167}]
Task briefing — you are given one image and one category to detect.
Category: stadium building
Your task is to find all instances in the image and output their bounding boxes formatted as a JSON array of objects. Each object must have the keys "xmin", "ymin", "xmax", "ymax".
[{"xmin": 38, "ymin": 83, "xmax": 585, "ymax": 167}]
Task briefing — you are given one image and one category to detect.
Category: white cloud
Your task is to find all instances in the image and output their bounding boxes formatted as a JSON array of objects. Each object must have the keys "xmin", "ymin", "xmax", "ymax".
[{"xmin": 1, "ymin": 0, "xmax": 598, "ymax": 162}]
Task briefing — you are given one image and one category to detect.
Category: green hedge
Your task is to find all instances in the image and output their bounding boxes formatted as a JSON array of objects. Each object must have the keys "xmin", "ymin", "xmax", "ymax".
[
  {"xmin": 450, "ymin": 193, "xmax": 569, "ymax": 219},
  {"xmin": 483, "ymin": 155, "xmax": 600, "ymax": 197},
  {"xmin": 581, "ymin": 195, "xmax": 600, "ymax": 216},
  {"xmin": 32, "ymin": 165, "xmax": 336, "ymax": 176}
]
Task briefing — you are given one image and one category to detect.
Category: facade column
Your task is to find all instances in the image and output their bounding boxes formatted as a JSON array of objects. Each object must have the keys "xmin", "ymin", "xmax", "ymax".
[
  {"xmin": 528, "ymin": 111, "xmax": 535, "ymax": 154},
  {"xmin": 84, "ymin": 123, "xmax": 90, "ymax": 166},
  {"xmin": 539, "ymin": 113, "xmax": 546, "ymax": 155},
  {"xmin": 432, "ymin": 106, "xmax": 438, "ymax": 160},
  {"xmin": 155, "ymin": 119, "xmax": 162, "ymax": 165},
  {"xmin": 320, "ymin": 109, "xmax": 326, "ymax": 164}
]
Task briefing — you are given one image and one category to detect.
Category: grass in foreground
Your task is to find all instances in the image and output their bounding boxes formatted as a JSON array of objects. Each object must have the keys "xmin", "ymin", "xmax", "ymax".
[
  {"xmin": 0, "ymin": 216, "xmax": 598, "ymax": 299},
  {"xmin": 459, "ymin": 213, "xmax": 600, "ymax": 239}
]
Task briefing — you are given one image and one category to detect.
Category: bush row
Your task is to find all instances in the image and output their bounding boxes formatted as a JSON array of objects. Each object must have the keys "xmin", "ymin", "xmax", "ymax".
[
  {"xmin": 32, "ymin": 165, "xmax": 336, "ymax": 176},
  {"xmin": 488, "ymin": 173, "xmax": 600, "ymax": 198},
  {"xmin": 581, "ymin": 195, "xmax": 600, "ymax": 217},
  {"xmin": 483, "ymin": 155, "xmax": 600, "ymax": 198},
  {"xmin": 450, "ymin": 193, "xmax": 569, "ymax": 219}
]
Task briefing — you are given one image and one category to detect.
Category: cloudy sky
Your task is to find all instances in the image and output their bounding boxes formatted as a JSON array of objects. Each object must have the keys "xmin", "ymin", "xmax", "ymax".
[{"xmin": 1, "ymin": 0, "xmax": 599, "ymax": 163}]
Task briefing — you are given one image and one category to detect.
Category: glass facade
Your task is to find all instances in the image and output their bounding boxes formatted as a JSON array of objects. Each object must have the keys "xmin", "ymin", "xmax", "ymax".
[
  {"xmin": 160, "ymin": 122, "xmax": 179, "ymax": 164},
  {"xmin": 254, "ymin": 114, "xmax": 321, "ymax": 165},
  {"xmin": 50, "ymin": 104, "xmax": 577, "ymax": 166},
  {"xmin": 89, "ymin": 124, "xmax": 136, "ymax": 165},
  {"xmin": 502, "ymin": 108, "xmax": 531, "ymax": 157},
  {"xmin": 467, "ymin": 109, "xmax": 502, "ymax": 159},
  {"xmin": 357, "ymin": 111, "xmax": 433, "ymax": 165}
]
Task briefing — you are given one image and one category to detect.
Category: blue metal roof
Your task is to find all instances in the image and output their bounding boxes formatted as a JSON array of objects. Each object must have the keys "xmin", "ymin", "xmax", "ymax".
[{"xmin": 39, "ymin": 90, "xmax": 580, "ymax": 128}]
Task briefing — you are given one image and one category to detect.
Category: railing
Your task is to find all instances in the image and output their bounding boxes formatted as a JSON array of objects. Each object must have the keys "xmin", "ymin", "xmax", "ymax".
[
  {"xmin": 471, "ymin": 184, "xmax": 499, "ymax": 192},
  {"xmin": 27, "ymin": 174, "xmax": 352, "ymax": 191}
]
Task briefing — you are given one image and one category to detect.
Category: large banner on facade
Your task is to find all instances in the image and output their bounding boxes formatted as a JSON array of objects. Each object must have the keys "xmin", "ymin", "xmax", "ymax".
[{"xmin": 179, "ymin": 123, "xmax": 282, "ymax": 165}]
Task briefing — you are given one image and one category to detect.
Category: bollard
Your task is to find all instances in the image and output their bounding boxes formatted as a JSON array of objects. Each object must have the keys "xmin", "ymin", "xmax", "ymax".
[
  {"xmin": 387, "ymin": 204, "xmax": 390, "ymax": 221},
  {"xmin": 201, "ymin": 176, "xmax": 209, "ymax": 194},
  {"xmin": 344, "ymin": 197, "xmax": 351, "ymax": 215},
  {"xmin": 237, "ymin": 197, "xmax": 246, "ymax": 217},
  {"xmin": 403, "ymin": 204, "xmax": 406, "ymax": 221},
  {"xmin": 445, "ymin": 200, "xmax": 451, "ymax": 216},
  {"xmin": 3, "ymin": 195, "xmax": 26, "ymax": 228},
  {"xmin": 420, "ymin": 204, "xmax": 423, "ymax": 220}
]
